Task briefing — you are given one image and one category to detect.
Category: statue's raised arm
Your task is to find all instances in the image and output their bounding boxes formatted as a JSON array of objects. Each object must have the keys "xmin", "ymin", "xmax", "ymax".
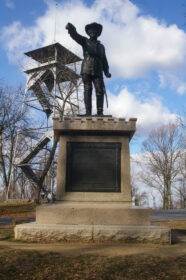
[
  {"xmin": 66, "ymin": 22, "xmax": 111, "ymax": 116},
  {"xmin": 66, "ymin": 22, "xmax": 86, "ymax": 46}
]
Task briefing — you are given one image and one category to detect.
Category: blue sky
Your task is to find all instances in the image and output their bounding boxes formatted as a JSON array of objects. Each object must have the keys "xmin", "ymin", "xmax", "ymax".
[{"xmin": 0, "ymin": 0, "xmax": 186, "ymax": 154}]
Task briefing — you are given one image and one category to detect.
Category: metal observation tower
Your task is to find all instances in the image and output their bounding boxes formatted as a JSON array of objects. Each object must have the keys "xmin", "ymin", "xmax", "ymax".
[{"xmin": 15, "ymin": 42, "xmax": 81, "ymax": 194}]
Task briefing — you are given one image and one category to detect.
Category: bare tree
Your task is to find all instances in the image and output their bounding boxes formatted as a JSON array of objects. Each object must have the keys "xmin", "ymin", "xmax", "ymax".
[
  {"xmin": 174, "ymin": 115, "xmax": 186, "ymax": 208},
  {"xmin": 0, "ymin": 83, "xmax": 36, "ymax": 199},
  {"xmin": 174, "ymin": 156, "xmax": 186, "ymax": 208},
  {"xmin": 140, "ymin": 122, "xmax": 183, "ymax": 209},
  {"xmin": 53, "ymin": 72, "xmax": 83, "ymax": 118}
]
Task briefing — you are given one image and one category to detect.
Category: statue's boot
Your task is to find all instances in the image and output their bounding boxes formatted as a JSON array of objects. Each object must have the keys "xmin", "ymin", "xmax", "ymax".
[{"xmin": 97, "ymin": 93, "xmax": 104, "ymax": 115}]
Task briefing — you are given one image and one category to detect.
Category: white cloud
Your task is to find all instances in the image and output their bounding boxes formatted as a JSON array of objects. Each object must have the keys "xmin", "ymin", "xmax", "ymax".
[
  {"xmin": 1, "ymin": 0, "xmax": 186, "ymax": 83},
  {"xmin": 177, "ymin": 84, "xmax": 186, "ymax": 95},
  {"xmin": 5, "ymin": 0, "xmax": 14, "ymax": 9},
  {"xmin": 104, "ymin": 88, "xmax": 178, "ymax": 133},
  {"xmin": 158, "ymin": 71, "xmax": 186, "ymax": 95}
]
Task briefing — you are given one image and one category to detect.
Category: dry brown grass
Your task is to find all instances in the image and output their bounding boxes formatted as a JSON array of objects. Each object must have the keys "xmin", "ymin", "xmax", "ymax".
[
  {"xmin": 0, "ymin": 248, "xmax": 186, "ymax": 280},
  {"xmin": 152, "ymin": 220, "xmax": 186, "ymax": 229},
  {"xmin": 0, "ymin": 201, "xmax": 36, "ymax": 218}
]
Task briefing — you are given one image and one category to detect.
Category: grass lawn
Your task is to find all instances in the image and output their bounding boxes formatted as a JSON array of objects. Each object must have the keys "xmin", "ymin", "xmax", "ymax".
[
  {"xmin": 0, "ymin": 248, "xmax": 186, "ymax": 280},
  {"xmin": 0, "ymin": 201, "xmax": 36, "ymax": 241},
  {"xmin": 152, "ymin": 220, "xmax": 186, "ymax": 230},
  {"xmin": 0, "ymin": 201, "xmax": 36, "ymax": 218}
]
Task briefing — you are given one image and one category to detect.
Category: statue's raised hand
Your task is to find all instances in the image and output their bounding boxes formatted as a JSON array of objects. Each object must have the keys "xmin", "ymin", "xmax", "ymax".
[{"xmin": 66, "ymin": 22, "xmax": 76, "ymax": 31}]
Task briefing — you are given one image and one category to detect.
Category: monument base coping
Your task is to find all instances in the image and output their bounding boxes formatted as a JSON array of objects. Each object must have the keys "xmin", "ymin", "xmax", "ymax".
[
  {"xmin": 36, "ymin": 202, "xmax": 151, "ymax": 226},
  {"xmin": 14, "ymin": 223, "xmax": 171, "ymax": 244}
]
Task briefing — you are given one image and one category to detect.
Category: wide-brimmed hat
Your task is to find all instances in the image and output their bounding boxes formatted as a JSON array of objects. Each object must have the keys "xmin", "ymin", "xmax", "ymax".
[{"xmin": 85, "ymin": 22, "xmax": 103, "ymax": 36}]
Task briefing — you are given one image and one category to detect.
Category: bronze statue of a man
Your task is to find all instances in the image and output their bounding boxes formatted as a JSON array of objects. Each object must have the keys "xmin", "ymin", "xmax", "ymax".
[{"xmin": 66, "ymin": 22, "xmax": 111, "ymax": 115}]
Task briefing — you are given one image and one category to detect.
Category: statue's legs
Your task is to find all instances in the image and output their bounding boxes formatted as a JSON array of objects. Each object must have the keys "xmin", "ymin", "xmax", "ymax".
[
  {"xmin": 93, "ymin": 77, "xmax": 104, "ymax": 115},
  {"xmin": 82, "ymin": 74, "xmax": 92, "ymax": 115},
  {"xmin": 82, "ymin": 75, "xmax": 104, "ymax": 115}
]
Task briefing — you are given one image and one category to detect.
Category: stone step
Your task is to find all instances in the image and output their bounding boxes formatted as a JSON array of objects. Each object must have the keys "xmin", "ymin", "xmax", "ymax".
[
  {"xmin": 36, "ymin": 202, "xmax": 151, "ymax": 226},
  {"xmin": 14, "ymin": 223, "xmax": 171, "ymax": 244}
]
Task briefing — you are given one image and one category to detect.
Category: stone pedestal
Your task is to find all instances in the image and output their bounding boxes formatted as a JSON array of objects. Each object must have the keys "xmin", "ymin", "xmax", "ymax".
[
  {"xmin": 15, "ymin": 117, "xmax": 170, "ymax": 243},
  {"xmin": 54, "ymin": 116, "xmax": 135, "ymax": 203}
]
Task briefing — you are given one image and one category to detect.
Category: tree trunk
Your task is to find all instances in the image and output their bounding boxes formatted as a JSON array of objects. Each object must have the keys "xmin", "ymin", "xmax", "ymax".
[
  {"xmin": 167, "ymin": 180, "xmax": 172, "ymax": 209},
  {"xmin": 0, "ymin": 134, "xmax": 8, "ymax": 194}
]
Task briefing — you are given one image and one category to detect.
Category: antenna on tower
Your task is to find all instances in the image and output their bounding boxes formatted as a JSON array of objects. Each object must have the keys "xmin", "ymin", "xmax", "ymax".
[{"xmin": 53, "ymin": 2, "xmax": 58, "ymax": 43}]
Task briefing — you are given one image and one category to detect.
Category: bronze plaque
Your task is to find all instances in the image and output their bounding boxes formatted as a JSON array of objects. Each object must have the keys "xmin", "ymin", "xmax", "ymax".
[{"xmin": 66, "ymin": 142, "xmax": 121, "ymax": 192}]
